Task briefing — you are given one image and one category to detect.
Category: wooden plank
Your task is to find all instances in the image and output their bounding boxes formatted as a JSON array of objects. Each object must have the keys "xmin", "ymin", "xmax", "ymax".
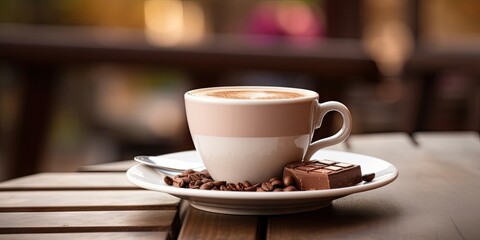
[
  {"xmin": 178, "ymin": 200, "xmax": 191, "ymax": 223},
  {"xmin": 348, "ymin": 132, "xmax": 479, "ymax": 239},
  {"xmin": 0, "ymin": 210, "xmax": 176, "ymax": 234},
  {"xmin": 346, "ymin": 132, "xmax": 418, "ymax": 159},
  {"xmin": 0, "ymin": 232, "xmax": 169, "ymax": 240},
  {"xmin": 414, "ymin": 131, "xmax": 479, "ymax": 155},
  {"xmin": 78, "ymin": 160, "xmax": 136, "ymax": 172},
  {"xmin": 267, "ymin": 132, "xmax": 480, "ymax": 239},
  {"xmin": 0, "ymin": 173, "xmax": 138, "ymax": 191},
  {"xmin": 0, "ymin": 190, "xmax": 179, "ymax": 212},
  {"xmin": 414, "ymin": 131, "xmax": 480, "ymax": 174},
  {"xmin": 267, "ymin": 192, "xmax": 475, "ymax": 240},
  {"xmin": 413, "ymin": 131, "xmax": 480, "ymax": 240},
  {"xmin": 178, "ymin": 207, "xmax": 259, "ymax": 240}
]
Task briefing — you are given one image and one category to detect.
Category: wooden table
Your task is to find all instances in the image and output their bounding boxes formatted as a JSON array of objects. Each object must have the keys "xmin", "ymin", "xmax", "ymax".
[{"xmin": 1, "ymin": 132, "xmax": 479, "ymax": 239}]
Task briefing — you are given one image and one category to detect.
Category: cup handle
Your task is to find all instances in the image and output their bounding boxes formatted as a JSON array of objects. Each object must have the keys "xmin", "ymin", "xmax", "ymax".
[{"xmin": 303, "ymin": 101, "xmax": 352, "ymax": 161}]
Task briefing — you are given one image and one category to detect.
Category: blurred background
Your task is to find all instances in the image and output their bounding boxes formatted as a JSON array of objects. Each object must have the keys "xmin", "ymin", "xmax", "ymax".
[{"xmin": 0, "ymin": 0, "xmax": 479, "ymax": 181}]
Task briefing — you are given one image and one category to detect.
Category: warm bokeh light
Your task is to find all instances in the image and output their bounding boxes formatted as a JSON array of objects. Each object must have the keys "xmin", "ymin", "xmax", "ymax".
[
  {"xmin": 362, "ymin": 0, "xmax": 414, "ymax": 77},
  {"xmin": 245, "ymin": 1, "xmax": 324, "ymax": 45},
  {"xmin": 144, "ymin": 0, "xmax": 206, "ymax": 47},
  {"xmin": 144, "ymin": 0, "xmax": 184, "ymax": 46},
  {"xmin": 275, "ymin": 1, "xmax": 320, "ymax": 37},
  {"xmin": 181, "ymin": 1, "xmax": 207, "ymax": 45},
  {"xmin": 363, "ymin": 20, "xmax": 413, "ymax": 77}
]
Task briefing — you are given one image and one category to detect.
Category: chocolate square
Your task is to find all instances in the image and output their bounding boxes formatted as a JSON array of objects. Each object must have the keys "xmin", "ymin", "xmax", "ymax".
[{"xmin": 284, "ymin": 159, "xmax": 362, "ymax": 190}]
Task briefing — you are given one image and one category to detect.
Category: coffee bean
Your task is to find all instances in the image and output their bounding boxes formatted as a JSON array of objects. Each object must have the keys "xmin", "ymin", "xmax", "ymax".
[
  {"xmin": 271, "ymin": 179, "xmax": 283, "ymax": 188},
  {"xmin": 283, "ymin": 175, "xmax": 294, "ymax": 186},
  {"xmin": 213, "ymin": 181, "xmax": 226, "ymax": 187},
  {"xmin": 166, "ymin": 168, "xmax": 305, "ymax": 192},
  {"xmin": 261, "ymin": 182, "xmax": 273, "ymax": 191},
  {"xmin": 164, "ymin": 176, "xmax": 174, "ymax": 185},
  {"xmin": 183, "ymin": 169, "xmax": 195, "ymax": 175},
  {"xmin": 200, "ymin": 182, "xmax": 214, "ymax": 190},
  {"xmin": 362, "ymin": 173, "xmax": 375, "ymax": 182},
  {"xmin": 269, "ymin": 177, "xmax": 279, "ymax": 183},
  {"xmin": 236, "ymin": 182, "xmax": 245, "ymax": 191},
  {"xmin": 242, "ymin": 181, "xmax": 253, "ymax": 187},
  {"xmin": 173, "ymin": 179, "xmax": 184, "ymax": 188},
  {"xmin": 227, "ymin": 183, "xmax": 237, "ymax": 191},
  {"xmin": 189, "ymin": 174, "xmax": 201, "ymax": 181},
  {"xmin": 181, "ymin": 177, "xmax": 191, "ymax": 184},
  {"xmin": 202, "ymin": 178, "xmax": 213, "ymax": 183},
  {"xmin": 199, "ymin": 170, "xmax": 211, "ymax": 178}
]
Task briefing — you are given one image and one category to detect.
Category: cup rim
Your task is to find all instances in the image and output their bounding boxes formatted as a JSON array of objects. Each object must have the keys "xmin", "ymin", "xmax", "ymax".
[{"xmin": 185, "ymin": 86, "xmax": 319, "ymax": 105}]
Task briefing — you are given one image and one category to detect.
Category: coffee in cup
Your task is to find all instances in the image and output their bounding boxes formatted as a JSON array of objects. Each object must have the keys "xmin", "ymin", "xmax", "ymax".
[{"xmin": 185, "ymin": 86, "xmax": 352, "ymax": 183}]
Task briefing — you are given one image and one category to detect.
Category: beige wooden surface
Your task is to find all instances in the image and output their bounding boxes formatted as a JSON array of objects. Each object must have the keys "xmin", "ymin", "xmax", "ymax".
[
  {"xmin": 0, "ymin": 210, "xmax": 176, "ymax": 233},
  {"xmin": 78, "ymin": 160, "xmax": 137, "ymax": 172},
  {"xmin": 0, "ymin": 232, "xmax": 169, "ymax": 240},
  {"xmin": 0, "ymin": 171, "xmax": 181, "ymax": 239},
  {"xmin": 1, "ymin": 132, "xmax": 478, "ymax": 239},
  {"xmin": 414, "ymin": 131, "xmax": 480, "ymax": 175},
  {"xmin": 0, "ymin": 172, "xmax": 137, "ymax": 190},
  {"xmin": 0, "ymin": 190, "xmax": 178, "ymax": 212},
  {"xmin": 179, "ymin": 208, "xmax": 260, "ymax": 240}
]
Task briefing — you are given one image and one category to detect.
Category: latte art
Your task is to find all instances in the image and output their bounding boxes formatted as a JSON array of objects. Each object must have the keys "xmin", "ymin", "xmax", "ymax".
[{"xmin": 193, "ymin": 89, "xmax": 304, "ymax": 100}]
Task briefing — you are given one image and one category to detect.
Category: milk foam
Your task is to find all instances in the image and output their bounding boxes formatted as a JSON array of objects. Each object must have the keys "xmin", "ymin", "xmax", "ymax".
[{"xmin": 193, "ymin": 89, "xmax": 304, "ymax": 100}]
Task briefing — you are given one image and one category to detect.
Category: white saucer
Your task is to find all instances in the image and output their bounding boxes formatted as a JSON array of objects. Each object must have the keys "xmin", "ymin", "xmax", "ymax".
[{"xmin": 126, "ymin": 150, "xmax": 398, "ymax": 215}]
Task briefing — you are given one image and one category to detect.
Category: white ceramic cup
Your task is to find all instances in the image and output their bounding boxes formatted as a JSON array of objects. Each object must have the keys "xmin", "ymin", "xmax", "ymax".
[{"xmin": 185, "ymin": 86, "xmax": 352, "ymax": 183}]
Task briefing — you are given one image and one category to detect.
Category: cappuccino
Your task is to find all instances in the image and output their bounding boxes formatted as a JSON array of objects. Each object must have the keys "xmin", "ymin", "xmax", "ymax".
[
  {"xmin": 185, "ymin": 86, "xmax": 352, "ymax": 183},
  {"xmin": 191, "ymin": 88, "xmax": 305, "ymax": 100}
]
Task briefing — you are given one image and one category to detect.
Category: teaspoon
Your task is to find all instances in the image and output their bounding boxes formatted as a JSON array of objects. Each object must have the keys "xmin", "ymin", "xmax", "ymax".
[{"xmin": 134, "ymin": 155, "xmax": 205, "ymax": 172}]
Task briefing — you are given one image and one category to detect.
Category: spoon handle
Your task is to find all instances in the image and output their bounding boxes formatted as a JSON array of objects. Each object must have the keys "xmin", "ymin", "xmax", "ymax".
[{"xmin": 134, "ymin": 155, "xmax": 205, "ymax": 172}]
